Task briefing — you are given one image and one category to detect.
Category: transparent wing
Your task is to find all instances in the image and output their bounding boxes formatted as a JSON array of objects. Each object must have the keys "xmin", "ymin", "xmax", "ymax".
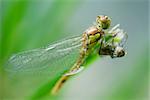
[
  {"xmin": 118, "ymin": 31, "xmax": 128, "ymax": 47},
  {"xmin": 114, "ymin": 29, "xmax": 128, "ymax": 47},
  {"xmin": 108, "ymin": 24, "xmax": 128, "ymax": 47},
  {"xmin": 5, "ymin": 36, "xmax": 83, "ymax": 77},
  {"xmin": 4, "ymin": 36, "xmax": 83, "ymax": 97}
]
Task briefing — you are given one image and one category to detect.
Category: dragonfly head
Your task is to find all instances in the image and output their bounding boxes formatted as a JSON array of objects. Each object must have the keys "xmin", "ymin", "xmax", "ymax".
[{"xmin": 96, "ymin": 15, "xmax": 111, "ymax": 30}]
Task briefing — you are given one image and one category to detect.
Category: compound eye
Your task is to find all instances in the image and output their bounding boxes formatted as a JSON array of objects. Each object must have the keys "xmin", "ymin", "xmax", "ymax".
[
  {"xmin": 96, "ymin": 16, "xmax": 101, "ymax": 23},
  {"xmin": 105, "ymin": 16, "xmax": 108, "ymax": 19}
]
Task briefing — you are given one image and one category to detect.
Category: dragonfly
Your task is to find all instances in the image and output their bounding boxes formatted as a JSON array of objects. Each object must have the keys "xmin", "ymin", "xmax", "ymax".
[{"xmin": 5, "ymin": 15, "xmax": 127, "ymax": 95}]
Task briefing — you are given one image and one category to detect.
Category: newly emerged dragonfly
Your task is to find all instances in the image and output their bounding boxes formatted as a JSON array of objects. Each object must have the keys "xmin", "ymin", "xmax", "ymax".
[{"xmin": 5, "ymin": 15, "xmax": 127, "ymax": 95}]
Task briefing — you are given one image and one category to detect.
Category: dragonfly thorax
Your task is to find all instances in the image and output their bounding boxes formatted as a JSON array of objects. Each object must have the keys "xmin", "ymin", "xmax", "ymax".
[
  {"xmin": 85, "ymin": 26, "xmax": 101, "ymax": 35},
  {"xmin": 84, "ymin": 26, "xmax": 104, "ymax": 46}
]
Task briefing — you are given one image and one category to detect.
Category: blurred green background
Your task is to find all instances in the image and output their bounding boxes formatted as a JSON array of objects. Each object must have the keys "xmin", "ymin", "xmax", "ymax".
[{"xmin": 0, "ymin": 0, "xmax": 148, "ymax": 100}]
